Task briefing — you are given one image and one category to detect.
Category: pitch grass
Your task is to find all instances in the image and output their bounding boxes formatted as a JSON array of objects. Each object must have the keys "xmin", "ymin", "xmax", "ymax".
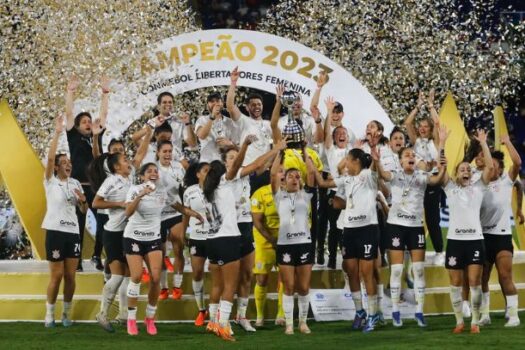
[{"xmin": 0, "ymin": 313, "xmax": 523, "ymax": 350}]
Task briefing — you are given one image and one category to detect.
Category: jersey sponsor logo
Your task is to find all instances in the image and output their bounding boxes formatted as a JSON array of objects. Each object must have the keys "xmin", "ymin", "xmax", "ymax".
[
  {"xmin": 59, "ymin": 220, "xmax": 77, "ymax": 227},
  {"xmin": 397, "ymin": 213, "xmax": 416, "ymax": 220},
  {"xmin": 133, "ymin": 230, "xmax": 156, "ymax": 237},
  {"xmin": 287, "ymin": 231, "xmax": 307, "ymax": 239},
  {"xmin": 455, "ymin": 228, "xmax": 476, "ymax": 234},
  {"xmin": 282, "ymin": 253, "xmax": 291, "ymax": 263},
  {"xmin": 348, "ymin": 215, "xmax": 367, "ymax": 222},
  {"xmin": 448, "ymin": 256, "xmax": 457, "ymax": 267}
]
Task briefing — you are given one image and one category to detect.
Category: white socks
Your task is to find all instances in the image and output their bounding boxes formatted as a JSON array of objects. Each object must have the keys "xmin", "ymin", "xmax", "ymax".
[
  {"xmin": 173, "ymin": 273, "xmax": 183, "ymax": 289},
  {"xmin": 218, "ymin": 300, "xmax": 233, "ymax": 327},
  {"xmin": 507, "ymin": 294, "xmax": 519, "ymax": 319},
  {"xmin": 237, "ymin": 297, "xmax": 249, "ymax": 319},
  {"xmin": 412, "ymin": 262, "xmax": 425, "ymax": 314},
  {"xmin": 450, "ymin": 286, "xmax": 464, "ymax": 325},
  {"xmin": 283, "ymin": 294, "xmax": 294, "ymax": 327},
  {"xmin": 209, "ymin": 303, "xmax": 219, "ymax": 323},
  {"xmin": 128, "ymin": 307, "xmax": 137, "ymax": 321},
  {"xmin": 160, "ymin": 270, "xmax": 168, "ymax": 289},
  {"xmin": 298, "ymin": 294, "xmax": 309, "ymax": 323},
  {"xmin": 351, "ymin": 291, "xmax": 363, "ymax": 311},
  {"xmin": 470, "ymin": 286, "xmax": 482, "ymax": 325},
  {"xmin": 390, "ymin": 264, "xmax": 403, "ymax": 313},
  {"xmin": 192, "ymin": 279, "xmax": 205, "ymax": 311},
  {"xmin": 146, "ymin": 303, "xmax": 157, "ymax": 319},
  {"xmin": 45, "ymin": 302, "xmax": 55, "ymax": 323},
  {"xmin": 100, "ymin": 274, "xmax": 124, "ymax": 316},
  {"xmin": 368, "ymin": 294, "xmax": 378, "ymax": 316},
  {"xmin": 118, "ymin": 277, "xmax": 129, "ymax": 318},
  {"xmin": 480, "ymin": 291, "xmax": 490, "ymax": 314},
  {"xmin": 63, "ymin": 301, "xmax": 72, "ymax": 319}
]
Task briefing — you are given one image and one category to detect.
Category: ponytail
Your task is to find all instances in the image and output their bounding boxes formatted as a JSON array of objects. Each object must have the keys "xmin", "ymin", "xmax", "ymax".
[
  {"xmin": 88, "ymin": 153, "xmax": 109, "ymax": 192},
  {"xmin": 348, "ymin": 148, "xmax": 371, "ymax": 169},
  {"xmin": 203, "ymin": 160, "xmax": 226, "ymax": 202}
]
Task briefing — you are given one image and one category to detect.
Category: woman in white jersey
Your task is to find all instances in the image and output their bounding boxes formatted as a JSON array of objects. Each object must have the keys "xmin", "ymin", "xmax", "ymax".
[
  {"xmin": 91, "ymin": 129, "xmax": 151, "ymax": 332},
  {"xmin": 222, "ymin": 138, "xmax": 285, "ymax": 332},
  {"xmin": 182, "ymin": 162, "xmax": 211, "ymax": 326},
  {"xmin": 478, "ymin": 136, "xmax": 522, "ymax": 327},
  {"xmin": 373, "ymin": 130, "xmax": 448, "ymax": 328},
  {"xmin": 442, "ymin": 129, "xmax": 493, "ymax": 334},
  {"xmin": 313, "ymin": 148, "xmax": 381, "ymax": 333},
  {"xmin": 404, "ymin": 91, "xmax": 445, "ymax": 264},
  {"xmin": 43, "ymin": 115, "xmax": 87, "ymax": 328},
  {"xmin": 123, "ymin": 162, "xmax": 202, "ymax": 336},
  {"xmin": 156, "ymin": 140, "xmax": 187, "ymax": 300},
  {"xmin": 271, "ymin": 147, "xmax": 315, "ymax": 335}
]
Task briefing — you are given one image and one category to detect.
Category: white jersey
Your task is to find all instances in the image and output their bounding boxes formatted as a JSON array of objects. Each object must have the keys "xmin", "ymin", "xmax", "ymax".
[
  {"xmin": 326, "ymin": 145, "xmax": 350, "ymax": 178},
  {"xmin": 96, "ymin": 174, "xmax": 131, "ymax": 232},
  {"xmin": 182, "ymin": 184, "xmax": 209, "ymax": 240},
  {"xmin": 387, "ymin": 169, "xmax": 428, "ymax": 227},
  {"xmin": 224, "ymin": 169, "xmax": 252, "ymax": 223},
  {"xmin": 444, "ymin": 179, "xmax": 486, "ymax": 240},
  {"xmin": 414, "ymin": 137, "xmax": 438, "ymax": 163},
  {"xmin": 142, "ymin": 142, "xmax": 183, "ymax": 166},
  {"xmin": 205, "ymin": 180, "xmax": 242, "ymax": 239},
  {"xmin": 471, "ymin": 168, "xmax": 483, "ymax": 183},
  {"xmin": 335, "ymin": 184, "xmax": 346, "ymax": 230},
  {"xmin": 233, "ymin": 114, "xmax": 272, "ymax": 165},
  {"xmin": 480, "ymin": 174, "xmax": 513, "ymax": 235},
  {"xmin": 124, "ymin": 184, "xmax": 171, "ymax": 241},
  {"xmin": 278, "ymin": 114, "xmax": 317, "ymax": 147},
  {"xmin": 195, "ymin": 115, "xmax": 238, "ymax": 162},
  {"xmin": 274, "ymin": 189, "xmax": 313, "ymax": 245},
  {"xmin": 334, "ymin": 169, "xmax": 378, "ymax": 228},
  {"xmin": 362, "ymin": 142, "xmax": 395, "ymax": 169},
  {"xmin": 157, "ymin": 161, "xmax": 185, "ymax": 221},
  {"xmin": 318, "ymin": 124, "xmax": 356, "ymax": 172},
  {"xmin": 41, "ymin": 176, "xmax": 83, "ymax": 234}
]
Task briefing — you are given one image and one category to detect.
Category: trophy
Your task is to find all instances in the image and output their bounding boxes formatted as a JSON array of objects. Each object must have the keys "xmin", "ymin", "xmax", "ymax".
[
  {"xmin": 280, "ymin": 90, "xmax": 304, "ymax": 144},
  {"xmin": 280, "ymin": 90, "xmax": 301, "ymax": 123}
]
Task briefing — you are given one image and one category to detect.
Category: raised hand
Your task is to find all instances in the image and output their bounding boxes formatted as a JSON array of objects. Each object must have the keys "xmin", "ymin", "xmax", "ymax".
[
  {"xmin": 275, "ymin": 137, "xmax": 288, "ymax": 150},
  {"xmin": 180, "ymin": 112, "xmax": 191, "ymax": 124},
  {"xmin": 438, "ymin": 125, "xmax": 451, "ymax": 143},
  {"xmin": 211, "ymin": 104, "xmax": 222, "ymax": 117},
  {"xmin": 324, "ymin": 96, "xmax": 335, "ymax": 112},
  {"xmin": 67, "ymin": 74, "xmax": 79, "ymax": 92},
  {"xmin": 73, "ymin": 188, "xmax": 86, "ymax": 203},
  {"xmin": 244, "ymin": 134, "xmax": 258, "ymax": 145},
  {"xmin": 275, "ymin": 84, "xmax": 285, "ymax": 99},
  {"xmin": 473, "ymin": 129, "xmax": 488, "ymax": 144},
  {"xmin": 92, "ymin": 118, "xmax": 103, "ymax": 136},
  {"xmin": 427, "ymin": 88, "xmax": 435, "ymax": 107},
  {"xmin": 100, "ymin": 75, "xmax": 110, "ymax": 93},
  {"xmin": 311, "ymin": 105, "xmax": 320, "ymax": 120},
  {"xmin": 231, "ymin": 66, "xmax": 240, "ymax": 83},
  {"xmin": 55, "ymin": 114, "xmax": 65, "ymax": 133},
  {"xmin": 370, "ymin": 145, "xmax": 380, "ymax": 162},
  {"xmin": 317, "ymin": 71, "xmax": 328, "ymax": 88},
  {"xmin": 417, "ymin": 91, "xmax": 425, "ymax": 109}
]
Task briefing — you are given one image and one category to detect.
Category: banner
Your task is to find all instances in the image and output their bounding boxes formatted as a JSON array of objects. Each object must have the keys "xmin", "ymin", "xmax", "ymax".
[{"xmin": 76, "ymin": 29, "xmax": 392, "ymax": 143}]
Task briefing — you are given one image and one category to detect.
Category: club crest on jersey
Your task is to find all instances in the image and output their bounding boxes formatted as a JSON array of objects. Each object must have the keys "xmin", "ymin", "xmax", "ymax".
[
  {"xmin": 392, "ymin": 237, "xmax": 400, "ymax": 247},
  {"xmin": 282, "ymin": 253, "xmax": 291, "ymax": 263},
  {"xmin": 52, "ymin": 249, "xmax": 60, "ymax": 260},
  {"xmin": 131, "ymin": 243, "xmax": 140, "ymax": 253},
  {"xmin": 448, "ymin": 256, "xmax": 457, "ymax": 267}
]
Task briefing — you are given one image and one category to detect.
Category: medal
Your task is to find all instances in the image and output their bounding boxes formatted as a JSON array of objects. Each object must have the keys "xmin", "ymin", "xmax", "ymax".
[
  {"xmin": 290, "ymin": 212, "xmax": 296, "ymax": 224},
  {"xmin": 240, "ymin": 197, "xmax": 246, "ymax": 204},
  {"xmin": 347, "ymin": 195, "xmax": 354, "ymax": 209},
  {"xmin": 289, "ymin": 193, "xmax": 297, "ymax": 224},
  {"xmin": 402, "ymin": 188, "xmax": 410, "ymax": 197}
]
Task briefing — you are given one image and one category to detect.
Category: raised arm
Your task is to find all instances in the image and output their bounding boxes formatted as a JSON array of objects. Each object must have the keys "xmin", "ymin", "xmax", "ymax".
[
  {"xmin": 181, "ymin": 112, "xmax": 197, "ymax": 147},
  {"xmin": 91, "ymin": 119, "xmax": 103, "ymax": 159},
  {"xmin": 371, "ymin": 146, "xmax": 392, "ymax": 181},
  {"xmin": 302, "ymin": 148, "xmax": 315, "ymax": 188},
  {"xmin": 310, "ymin": 71, "xmax": 327, "ymax": 113},
  {"xmin": 270, "ymin": 149, "xmax": 283, "ymax": 194},
  {"xmin": 225, "ymin": 135, "xmax": 256, "ymax": 180},
  {"xmin": 437, "ymin": 124, "xmax": 451, "ymax": 185},
  {"xmin": 427, "ymin": 89, "xmax": 440, "ymax": 145},
  {"xmin": 98, "ymin": 76, "xmax": 110, "ymax": 128},
  {"xmin": 404, "ymin": 91, "xmax": 425, "ymax": 145},
  {"xmin": 65, "ymin": 75, "xmax": 79, "ymax": 131},
  {"xmin": 474, "ymin": 129, "xmax": 494, "ymax": 185},
  {"xmin": 428, "ymin": 157, "xmax": 447, "ymax": 186},
  {"xmin": 132, "ymin": 126, "xmax": 153, "ymax": 169},
  {"xmin": 196, "ymin": 109, "xmax": 219, "ymax": 141},
  {"xmin": 501, "ymin": 134, "xmax": 522, "ymax": 181},
  {"xmin": 514, "ymin": 181, "xmax": 524, "ymax": 225},
  {"xmin": 305, "ymin": 151, "xmax": 336, "ymax": 188},
  {"xmin": 226, "ymin": 66, "xmax": 242, "ymax": 121},
  {"xmin": 45, "ymin": 115, "xmax": 65, "ymax": 180},
  {"xmin": 323, "ymin": 97, "xmax": 335, "ymax": 149},
  {"xmin": 241, "ymin": 138, "xmax": 287, "ymax": 178},
  {"xmin": 311, "ymin": 105, "xmax": 324, "ymax": 144},
  {"xmin": 271, "ymin": 85, "xmax": 284, "ymax": 143}
]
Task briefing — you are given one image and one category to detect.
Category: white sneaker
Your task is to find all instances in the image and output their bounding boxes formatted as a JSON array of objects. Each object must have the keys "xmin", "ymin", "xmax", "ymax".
[
  {"xmin": 504, "ymin": 317, "xmax": 520, "ymax": 327},
  {"xmin": 434, "ymin": 252, "xmax": 445, "ymax": 266},
  {"xmin": 236, "ymin": 317, "xmax": 256, "ymax": 332},
  {"xmin": 462, "ymin": 301, "xmax": 471, "ymax": 318},
  {"xmin": 299, "ymin": 321, "xmax": 311, "ymax": 334},
  {"xmin": 478, "ymin": 313, "xmax": 491, "ymax": 326},
  {"xmin": 285, "ymin": 324, "xmax": 294, "ymax": 335}
]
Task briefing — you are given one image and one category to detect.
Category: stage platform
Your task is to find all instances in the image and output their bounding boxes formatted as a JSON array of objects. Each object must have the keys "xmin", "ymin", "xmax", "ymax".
[{"xmin": 1, "ymin": 252, "xmax": 524, "ymax": 322}]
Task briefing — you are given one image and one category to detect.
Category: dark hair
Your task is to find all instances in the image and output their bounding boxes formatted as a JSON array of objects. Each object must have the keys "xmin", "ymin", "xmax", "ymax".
[
  {"xmin": 246, "ymin": 93, "xmax": 263, "ymax": 105},
  {"xmin": 464, "ymin": 140, "xmax": 482, "ymax": 163},
  {"xmin": 364, "ymin": 120, "xmax": 388, "ymax": 145},
  {"xmin": 332, "ymin": 126, "xmax": 347, "ymax": 145},
  {"xmin": 108, "ymin": 138, "xmax": 125, "ymax": 153},
  {"xmin": 220, "ymin": 145, "xmax": 238, "ymax": 162},
  {"xmin": 156, "ymin": 140, "xmax": 173, "ymax": 152},
  {"xmin": 184, "ymin": 162, "xmax": 209, "ymax": 187},
  {"xmin": 154, "ymin": 122, "xmax": 173, "ymax": 136},
  {"xmin": 139, "ymin": 162, "xmax": 157, "ymax": 177},
  {"xmin": 87, "ymin": 153, "xmax": 122, "ymax": 191},
  {"xmin": 207, "ymin": 92, "xmax": 222, "ymax": 102},
  {"xmin": 397, "ymin": 147, "xmax": 413, "ymax": 159},
  {"xmin": 491, "ymin": 150, "xmax": 505, "ymax": 170},
  {"xmin": 157, "ymin": 91, "xmax": 174, "ymax": 105},
  {"xmin": 348, "ymin": 148, "xmax": 372, "ymax": 169},
  {"xmin": 203, "ymin": 160, "xmax": 226, "ymax": 202},
  {"xmin": 74, "ymin": 112, "xmax": 92, "ymax": 128},
  {"xmin": 389, "ymin": 126, "xmax": 406, "ymax": 140},
  {"xmin": 54, "ymin": 153, "xmax": 68, "ymax": 167}
]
